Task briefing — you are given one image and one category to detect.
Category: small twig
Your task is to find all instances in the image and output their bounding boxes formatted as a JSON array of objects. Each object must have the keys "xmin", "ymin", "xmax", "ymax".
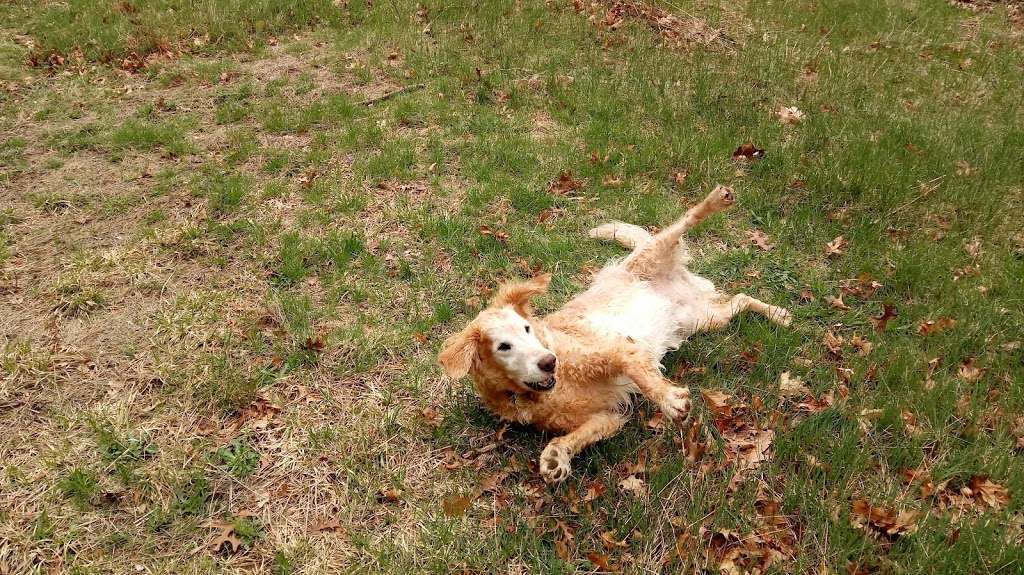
[
  {"xmin": 872, "ymin": 174, "xmax": 945, "ymax": 224},
  {"xmin": 360, "ymin": 83, "xmax": 425, "ymax": 106}
]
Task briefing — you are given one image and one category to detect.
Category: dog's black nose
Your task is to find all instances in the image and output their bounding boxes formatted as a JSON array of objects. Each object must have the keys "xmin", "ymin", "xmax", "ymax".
[{"xmin": 538, "ymin": 354, "xmax": 557, "ymax": 373}]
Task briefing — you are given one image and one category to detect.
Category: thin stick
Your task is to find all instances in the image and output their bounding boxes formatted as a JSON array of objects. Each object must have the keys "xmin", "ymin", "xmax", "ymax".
[
  {"xmin": 360, "ymin": 83, "xmax": 425, "ymax": 106},
  {"xmin": 872, "ymin": 175, "xmax": 945, "ymax": 224}
]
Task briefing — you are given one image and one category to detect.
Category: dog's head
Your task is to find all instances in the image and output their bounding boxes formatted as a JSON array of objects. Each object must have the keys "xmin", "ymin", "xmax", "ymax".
[{"xmin": 438, "ymin": 274, "xmax": 558, "ymax": 393}]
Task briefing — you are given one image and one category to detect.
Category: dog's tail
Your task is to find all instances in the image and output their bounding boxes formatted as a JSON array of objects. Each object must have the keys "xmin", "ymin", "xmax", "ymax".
[
  {"xmin": 589, "ymin": 220, "xmax": 691, "ymax": 265},
  {"xmin": 587, "ymin": 221, "xmax": 652, "ymax": 250}
]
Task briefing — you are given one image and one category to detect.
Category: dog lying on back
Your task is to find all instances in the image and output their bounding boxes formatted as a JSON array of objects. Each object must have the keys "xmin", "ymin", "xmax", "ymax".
[{"xmin": 439, "ymin": 186, "xmax": 792, "ymax": 483}]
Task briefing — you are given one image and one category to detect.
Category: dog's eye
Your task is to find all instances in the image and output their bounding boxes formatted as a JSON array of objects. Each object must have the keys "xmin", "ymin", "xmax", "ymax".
[
  {"xmin": 497, "ymin": 342, "xmax": 512, "ymax": 352},
  {"xmin": 524, "ymin": 325, "xmax": 530, "ymax": 333}
]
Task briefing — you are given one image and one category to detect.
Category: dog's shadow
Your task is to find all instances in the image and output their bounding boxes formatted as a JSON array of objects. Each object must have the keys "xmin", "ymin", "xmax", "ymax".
[{"xmin": 437, "ymin": 387, "xmax": 677, "ymax": 483}]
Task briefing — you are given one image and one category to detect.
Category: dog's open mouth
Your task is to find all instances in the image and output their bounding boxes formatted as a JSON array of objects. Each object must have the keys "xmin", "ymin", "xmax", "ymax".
[{"xmin": 525, "ymin": 375, "xmax": 556, "ymax": 391}]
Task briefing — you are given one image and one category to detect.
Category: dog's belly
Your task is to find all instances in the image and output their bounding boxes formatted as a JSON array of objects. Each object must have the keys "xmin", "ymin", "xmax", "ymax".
[{"xmin": 581, "ymin": 284, "xmax": 681, "ymax": 359}]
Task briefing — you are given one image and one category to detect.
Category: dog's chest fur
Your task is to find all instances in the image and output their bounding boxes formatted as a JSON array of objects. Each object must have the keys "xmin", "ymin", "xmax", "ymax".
[{"xmin": 499, "ymin": 262, "xmax": 720, "ymax": 431}]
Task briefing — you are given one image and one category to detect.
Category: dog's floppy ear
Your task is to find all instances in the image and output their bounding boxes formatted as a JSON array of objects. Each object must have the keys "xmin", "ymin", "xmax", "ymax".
[
  {"xmin": 438, "ymin": 325, "xmax": 479, "ymax": 379},
  {"xmin": 491, "ymin": 273, "xmax": 551, "ymax": 316}
]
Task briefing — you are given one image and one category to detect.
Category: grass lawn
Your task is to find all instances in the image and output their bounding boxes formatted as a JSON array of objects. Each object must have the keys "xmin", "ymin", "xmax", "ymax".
[{"xmin": 1, "ymin": 0, "xmax": 1022, "ymax": 573}]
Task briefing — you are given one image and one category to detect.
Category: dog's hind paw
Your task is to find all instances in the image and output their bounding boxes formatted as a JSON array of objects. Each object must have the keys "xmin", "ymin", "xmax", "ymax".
[
  {"xmin": 540, "ymin": 442, "xmax": 572, "ymax": 484},
  {"xmin": 708, "ymin": 185, "xmax": 736, "ymax": 210},
  {"xmin": 658, "ymin": 386, "xmax": 692, "ymax": 421},
  {"xmin": 770, "ymin": 307, "xmax": 793, "ymax": 327}
]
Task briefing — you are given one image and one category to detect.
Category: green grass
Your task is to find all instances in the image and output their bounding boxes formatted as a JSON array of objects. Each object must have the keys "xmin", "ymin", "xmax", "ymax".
[
  {"xmin": 109, "ymin": 118, "xmax": 195, "ymax": 158},
  {"xmin": 52, "ymin": 281, "xmax": 106, "ymax": 316},
  {"xmin": 1, "ymin": 0, "xmax": 349, "ymax": 63},
  {"xmin": 1, "ymin": 0, "xmax": 1022, "ymax": 573},
  {"xmin": 213, "ymin": 438, "xmax": 261, "ymax": 479},
  {"xmin": 57, "ymin": 468, "xmax": 100, "ymax": 508}
]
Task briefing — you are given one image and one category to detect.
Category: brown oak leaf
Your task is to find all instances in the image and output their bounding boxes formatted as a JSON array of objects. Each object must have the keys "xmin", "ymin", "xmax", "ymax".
[
  {"xmin": 851, "ymin": 499, "xmax": 920, "ymax": 538},
  {"xmin": 746, "ymin": 229, "xmax": 774, "ymax": 251},
  {"xmin": 732, "ymin": 142, "xmax": 766, "ymax": 160},
  {"xmin": 917, "ymin": 317, "xmax": 957, "ymax": 336},
  {"xmin": 825, "ymin": 235, "xmax": 848, "ymax": 258},
  {"xmin": 826, "ymin": 295, "xmax": 851, "ymax": 310},
  {"xmin": 871, "ymin": 303, "xmax": 898, "ymax": 332},
  {"xmin": 958, "ymin": 358, "xmax": 985, "ymax": 382},
  {"xmin": 548, "ymin": 171, "xmax": 585, "ymax": 196}
]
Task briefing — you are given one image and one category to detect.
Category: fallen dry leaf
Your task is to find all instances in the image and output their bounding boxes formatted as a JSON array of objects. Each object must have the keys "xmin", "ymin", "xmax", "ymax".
[
  {"xmin": 478, "ymin": 471, "xmax": 507, "ymax": 494},
  {"xmin": 746, "ymin": 229, "xmax": 774, "ymax": 251},
  {"xmin": 586, "ymin": 551, "xmax": 619, "ymax": 572},
  {"xmin": 841, "ymin": 274, "xmax": 883, "ymax": 298},
  {"xmin": 902, "ymin": 410, "xmax": 923, "ymax": 437},
  {"xmin": 857, "ymin": 408, "xmax": 884, "ymax": 433},
  {"xmin": 553, "ymin": 519, "xmax": 575, "ymax": 559},
  {"xmin": 618, "ymin": 475, "xmax": 647, "ymax": 496},
  {"xmin": 377, "ymin": 488, "xmax": 403, "ymax": 503},
  {"xmin": 442, "ymin": 495, "xmax": 472, "ymax": 517},
  {"xmin": 624, "ymin": 457, "xmax": 647, "ymax": 476},
  {"xmin": 851, "ymin": 499, "xmax": 921, "ymax": 538},
  {"xmin": 965, "ymin": 236, "xmax": 982, "ymax": 259},
  {"xmin": 779, "ymin": 371, "xmax": 810, "ymax": 398},
  {"xmin": 825, "ymin": 235, "xmax": 848, "ymax": 258},
  {"xmin": 836, "ymin": 366, "xmax": 854, "ymax": 385},
  {"xmin": 420, "ymin": 406, "xmax": 442, "ymax": 427},
  {"xmin": 796, "ymin": 392, "xmax": 834, "ymax": 414},
  {"xmin": 311, "ymin": 517, "xmax": 344, "ymax": 534},
  {"xmin": 681, "ymin": 417, "xmax": 708, "ymax": 464},
  {"xmin": 723, "ymin": 428, "xmax": 775, "ymax": 471},
  {"xmin": 823, "ymin": 330, "xmax": 845, "ymax": 357},
  {"xmin": 917, "ymin": 317, "xmax": 957, "ymax": 336},
  {"xmin": 826, "ymin": 294, "xmax": 851, "ymax": 310},
  {"xmin": 548, "ymin": 170, "xmax": 585, "ymax": 196},
  {"xmin": 584, "ymin": 480, "xmax": 607, "ymax": 502},
  {"xmin": 1013, "ymin": 417, "xmax": 1024, "ymax": 452},
  {"xmin": 301, "ymin": 334, "xmax": 326, "ymax": 352},
  {"xmin": 537, "ymin": 206, "xmax": 565, "ymax": 224},
  {"xmin": 799, "ymin": 288, "xmax": 815, "ymax": 302},
  {"xmin": 805, "ymin": 454, "xmax": 830, "ymax": 472},
  {"xmin": 850, "ymin": 335, "xmax": 873, "ymax": 356},
  {"xmin": 588, "ymin": 0, "xmax": 725, "ymax": 48},
  {"xmin": 701, "ymin": 389, "xmax": 733, "ymax": 418},
  {"xmin": 600, "ymin": 530, "xmax": 629, "ymax": 549},
  {"xmin": 602, "ymin": 174, "xmax": 623, "ymax": 187},
  {"xmin": 479, "ymin": 225, "xmax": 509, "ymax": 243},
  {"xmin": 207, "ymin": 520, "xmax": 243, "ymax": 553},
  {"xmin": 732, "ymin": 142, "xmax": 766, "ymax": 161},
  {"xmin": 871, "ymin": 303, "xmax": 898, "ymax": 332},
  {"xmin": 955, "ymin": 160, "xmax": 974, "ymax": 176},
  {"xmin": 958, "ymin": 358, "xmax": 985, "ymax": 382},
  {"xmin": 777, "ymin": 105, "xmax": 805, "ymax": 124}
]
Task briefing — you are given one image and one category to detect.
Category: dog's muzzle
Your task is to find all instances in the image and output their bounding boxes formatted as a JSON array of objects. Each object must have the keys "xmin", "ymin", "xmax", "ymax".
[{"xmin": 525, "ymin": 375, "xmax": 556, "ymax": 392}]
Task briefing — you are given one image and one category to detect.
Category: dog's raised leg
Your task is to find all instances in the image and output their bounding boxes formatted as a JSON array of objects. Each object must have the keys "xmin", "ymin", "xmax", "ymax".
[
  {"xmin": 624, "ymin": 185, "xmax": 735, "ymax": 279},
  {"xmin": 540, "ymin": 413, "xmax": 626, "ymax": 484},
  {"xmin": 622, "ymin": 362, "xmax": 692, "ymax": 420},
  {"xmin": 701, "ymin": 293, "xmax": 792, "ymax": 329}
]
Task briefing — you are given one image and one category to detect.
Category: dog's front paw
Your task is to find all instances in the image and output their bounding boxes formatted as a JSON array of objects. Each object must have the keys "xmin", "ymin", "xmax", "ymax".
[
  {"xmin": 658, "ymin": 386, "xmax": 692, "ymax": 420},
  {"xmin": 540, "ymin": 442, "xmax": 572, "ymax": 484}
]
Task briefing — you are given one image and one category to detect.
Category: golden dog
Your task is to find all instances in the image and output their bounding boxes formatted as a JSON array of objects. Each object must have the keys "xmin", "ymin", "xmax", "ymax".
[{"xmin": 439, "ymin": 186, "xmax": 791, "ymax": 483}]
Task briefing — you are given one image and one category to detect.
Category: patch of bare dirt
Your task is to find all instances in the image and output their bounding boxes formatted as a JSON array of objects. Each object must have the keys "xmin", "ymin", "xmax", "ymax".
[{"xmin": 239, "ymin": 43, "xmax": 398, "ymax": 103}]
